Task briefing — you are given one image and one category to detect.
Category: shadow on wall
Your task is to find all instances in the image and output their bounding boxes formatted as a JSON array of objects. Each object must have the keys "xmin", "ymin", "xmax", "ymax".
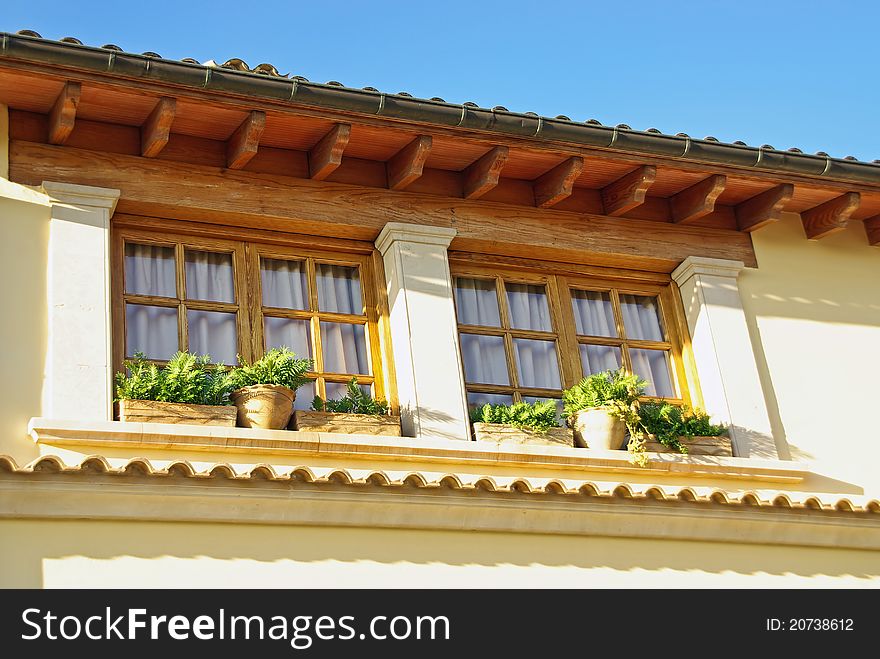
[{"xmin": 2, "ymin": 519, "xmax": 878, "ymax": 588}]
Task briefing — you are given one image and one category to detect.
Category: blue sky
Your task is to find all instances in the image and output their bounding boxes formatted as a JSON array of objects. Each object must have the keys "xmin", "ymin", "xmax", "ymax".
[{"xmin": 5, "ymin": 1, "xmax": 879, "ymax": 161}]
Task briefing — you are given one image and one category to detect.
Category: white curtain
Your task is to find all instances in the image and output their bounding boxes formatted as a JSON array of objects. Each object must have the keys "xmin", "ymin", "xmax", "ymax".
[
  {"xmin": 185, "ymin": 251, "xmax": 234, "ymax": 302},
  {"xmin": 460, "ymin": 333, "xmax": 508, "ymax": 385},
  {"xmin": 124, "ymin": 243, "xmax": 176, "ymax": 297},
  {"xmin": 125, "ymin": 304, "xmax": 177, "ymax": 360},
  {"xmin": 322, "ymin": 322, "xmax": 369, "ymax": 374},
  {"xmin": 571, "ymin": 290, "xmax": 616, "ymax": 337},
  {"xmin": 506, "ymin": 283, "xmax": 551, "ymax": 331},
  {"xmin": 454, "ymin": 278, "xmax": 500, "ymax": 327},
  {"xmin": 513, "ymin": 338, "xmax": 560, "ymax": 389},
  {"xmin": 264, "ymin": 317, "xmax": 312, "ymax": 360},
  {"xmin": 261, "ymin": 258, "xmax": 308, "ymax": 309},
  {"xmin": 579, "ymin": 344, "xmax": 621, "ymax": 375},
  {"xmin": 188, "ymin": 309, "xmax": 237, "ymax": 365},
  {"xmin": 620, "ymin": 294, "xmax": 664, "ymax": 341},
  {"xmin": 317, "ymin": 264, "xmax": 362, "ymax": 314},
  {"xmin": 630, "ymin": 348, "xmax": 674, "ymax": 398}
]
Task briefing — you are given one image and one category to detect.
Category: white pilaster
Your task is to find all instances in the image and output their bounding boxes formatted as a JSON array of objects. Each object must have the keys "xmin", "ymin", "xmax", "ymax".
[
  {"xmin": 672, "ymin": 257, "xmax": 781, "ymax": 459},
  {"xmin": 376, "ymin": 223, "xmax": 470, "ymax": 440},
  {"xmin": 42, "ymin": 181, "xmax": 120, "ymax": 421}
]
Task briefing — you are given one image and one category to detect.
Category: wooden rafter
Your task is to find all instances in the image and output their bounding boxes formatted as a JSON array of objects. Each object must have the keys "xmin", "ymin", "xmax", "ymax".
[
  {"xmin": 533, "ymin": 157, "xmax": 584, "ymax": 208},
  {"xmin": 140, "ymin": 97, "xmax": 176, "ymax": 158},
  {"xmin": 802, "ymin": 192, "xmax": 860, "ymax": 240},
  {"xmin": 226, "ymin": 110, "xmax": 266, "ymax": 169},
  {"xmin": 387, "ymin": 135, "xmax": 432, "ymax": 190},
  {"xmin": 865, "ymin": 216, "xmax": 880, "ymax": 247},
  {"xmin": 309, "ymin": 123, "xmax": 351, "ymax": 181},
  {"xmin": 463, "ymin": 146, "xmax": 509, "ymax": 199},
  {"xmin": 48, "ymin": 81, "xmax": 81, "ymax": 145},
  {"xmin": 601, "ymin": 165, "xmax": 656, "ymax": 216},
  {"xmin": 735, "ymin": 184, "xmax": 794, "ymax": 232},
  {"xmin": 671, "ymin": 174, "xmax": 727, "ymax": 224}
]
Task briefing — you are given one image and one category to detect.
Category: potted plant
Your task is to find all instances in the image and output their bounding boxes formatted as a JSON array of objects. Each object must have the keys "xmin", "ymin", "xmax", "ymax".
[
  {"xmin": 293, "ymin": 377, "xmax": 400, "ymax": 436},
  {"xmin": 227, "ymin": 347, "xmax": 312, "ymax": 429},
  {"xmin": 114, "ymin": 352, "xmax": 236, "ymax": 426},
  {"xmin": 562, "ymin": 369, "xmax": 646, "ymax": 457},
  {"xmin": 470, "ymin": 400, "xmax": 572, "ymax": 447},
  {"xmin": 637, "ymin": 402, "xmax": 730, "ymax": 456}
]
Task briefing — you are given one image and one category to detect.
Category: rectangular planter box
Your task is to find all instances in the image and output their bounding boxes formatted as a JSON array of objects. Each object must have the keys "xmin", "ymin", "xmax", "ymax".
[
  {"xmin": 292, "ymin": 410, "xmax": 401, "ymax": 436},
  {"xmin": 473, "ymin": 423, "xmax": 573, "ymax": 447},
  {"xmin": 644, "ymin": 435, "xmax": 733, "ymax": 457},
  {"xmin": 118, "ymin": 399, "xmax": 237, "ymax": 426}
]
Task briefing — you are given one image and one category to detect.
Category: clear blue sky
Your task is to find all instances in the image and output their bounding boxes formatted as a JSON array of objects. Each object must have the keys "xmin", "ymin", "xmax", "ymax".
[{"xmin": 5, "ymin": 1, "xmax": 879, "ymax": 161}]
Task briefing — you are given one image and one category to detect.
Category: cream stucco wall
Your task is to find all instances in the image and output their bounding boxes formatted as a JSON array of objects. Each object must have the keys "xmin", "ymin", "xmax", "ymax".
[
  {"xmin": 739, "ymin": 213, "xmax": 880, "ymax": 492},
  {"xmin": 1, "ymin": 519, "xmax": 877, "ymax": 588}
]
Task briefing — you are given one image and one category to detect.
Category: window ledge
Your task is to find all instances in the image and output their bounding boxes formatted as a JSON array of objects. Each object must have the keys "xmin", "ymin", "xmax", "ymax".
[{"xmin": 29, "ymin": 417, "xmax": 808, "ymax": 485}]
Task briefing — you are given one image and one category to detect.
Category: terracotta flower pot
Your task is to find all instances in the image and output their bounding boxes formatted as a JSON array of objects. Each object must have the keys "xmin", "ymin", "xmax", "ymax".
[
  {"xmin": 229, "ymin": 384, "xmax": 296, "ymax": 429},
  {"xmin": 572, "ymin": 407, "xmax": 626, "ymax": 450}
]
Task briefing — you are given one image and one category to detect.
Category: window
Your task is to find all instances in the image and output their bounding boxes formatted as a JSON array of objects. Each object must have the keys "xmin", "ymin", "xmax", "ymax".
[
  {"xmin": 451, "ymin": 260, "xmax": 693, "ymax": 412},
  {"xmin": 113, "ymin": 228, "xmax": 389, "ymax": 410}
]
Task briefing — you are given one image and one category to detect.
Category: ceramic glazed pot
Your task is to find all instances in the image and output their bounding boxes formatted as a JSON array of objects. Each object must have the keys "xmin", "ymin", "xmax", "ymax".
[
  {"xmin": 572, "ymin": 407, "xmax": 626, "ymax": 450},
  {"xmin": 229, "ymin": 384, "xmax": 296, "ymax": 429}
]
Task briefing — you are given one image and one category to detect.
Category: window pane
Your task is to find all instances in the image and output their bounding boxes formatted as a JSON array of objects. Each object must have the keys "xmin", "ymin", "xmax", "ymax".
[
  {"xmin": 630, "ymin": 348, "xmax": 675, "ymax": 398},
  {"xmin": 264, "ymin": 317, "xmax": 312, "ymax": 360},
  {"xmin": 506, "ymin": 283, "xmax": 552, "ymax": 332},
  {"xmin": 321, "ymin": 322, "xmax": 369, "ymax": 374},
  {"xmin": 513, "ymin": 338, "xmax": 561, "ymax": 389},
  {"xmin": 124, "ymin": 243, "xmax": 176, "ymax": 297},
  {"xmin": 293, "ymin": 380, "xmax": 316, "ymax": 411},
  {"xmin": 317, "ymin": 264, "xmax": 362, "ymax": 315},
  {"xmin": 571, "ymin": 290, "xmax": 617, "ymax": 337},
  {"xmin": 185, "ymin": 250, "xmax": 235, "ymax": 303},
  {"xmin": 467, "ymin": 391, "xmax": 514, "ymax": 410},
  {"xmin": 325, "ymin": 381, "xmax": 372, "ymax": 400},
  {"xmin": 454, "ymin": 277, "xmax": 501, "ymax": 327},
  {"xmin": 579, "ymin": 344, "xmax": 622, "ymax": 376},
  {"xmin": 187, "ymin": 310, "xmax": 238, "ymax": 365},
  {"xmin": 460, "ymin": 333, "xmax": 509, "ymax": 385},
  {"xmin": 125, "ymin": 303, "xmax": 178, "ymax": 360},
  {"xmin": 261, "ymin": 258, "xmax": 308, "ymax": 310},
  {"xmin": 620, "ymin": 294, "xmax": 665, "ymax": 341}
]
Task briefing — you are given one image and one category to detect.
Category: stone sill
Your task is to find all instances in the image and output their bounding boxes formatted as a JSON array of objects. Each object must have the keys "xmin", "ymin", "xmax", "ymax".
[{"xmin": 29, "ymin": 418, "xmax": 808, "ymax": 485}]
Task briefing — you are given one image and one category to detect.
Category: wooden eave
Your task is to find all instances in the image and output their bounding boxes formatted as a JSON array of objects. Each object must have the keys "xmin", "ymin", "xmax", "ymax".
[{"xmin": 1, "ymin": 33, "xmax": 878, "ymax": 260}]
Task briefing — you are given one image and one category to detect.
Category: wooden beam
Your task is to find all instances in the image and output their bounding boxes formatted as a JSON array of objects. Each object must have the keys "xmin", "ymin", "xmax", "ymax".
[
  {"xmin": 309, "ymin": 123, "xmax": 351, "ymax": 181},
  {"xmin": 801, "ymin": 192, "xmax": 860, "ymax": 240},
  {"xmin": 387, "ymin": 135, "xmax": 432, "ymax": 190},
  {"xmin": 9, "ymin": 141, "xmax": 757, "ymax": 271},
  {"xmin": 47, "ymin": 82, "xmax": 81, "ymax": 145},
  {"xmin": 865, "ymin": 216, "xmax": 880, "ymax": 247},
  {"xmin": 226, "ymin": 110, "xmax": 266, "ymax": 169},
  {"xmin": 735, "ymin": 184, "xmax": 794, "ymax": 232},
  {"xmin": 671, "ymin": 175, "xmax": 727, "ymax": 224},
  {"xmin": 533, "ymin": 157, "xmax": 584, "ymax": 208},
  {"xmin": 463, "ymin": 146, "xmax": 509, "ymax": 199},
  {"xmin": 140, "ymin": 97, "xmax": 176, "ymax": 158},
  {"xmin": 601, "ymin": 165, "xmax": 656, "ymax": 216}
]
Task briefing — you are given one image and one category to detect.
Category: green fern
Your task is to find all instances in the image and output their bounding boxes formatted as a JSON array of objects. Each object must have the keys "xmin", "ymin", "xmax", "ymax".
[
  {"xmin": 637, "ymin": 402, "xmax": 726, "ymax": 454},
  {"xmin": 311, "ymin": 377, "xmax": 389, "ymax": 415},
  {"xmin": 226, "ymin": 347, "xmax": 313, "ymax": 392},
  {"xmin": 114, "ymin": 352, "xmax": 232, "ymax": 406},
  {"xmin": 469, "ymin": 400, "xmax": 560, "ymax": 432}
]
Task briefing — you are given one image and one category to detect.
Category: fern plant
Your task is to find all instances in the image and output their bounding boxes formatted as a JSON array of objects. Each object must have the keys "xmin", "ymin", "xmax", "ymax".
[
  {"xmin": 311, "ymin": 377, "xmax": 389, "ymax": 415},
  {"xmin": 637, "ymin": 402, "xmax": 726, "ymax": 454},
  {"xmin": 114, "ymin": 352, "xmax": 232, "ymax": 406},
  {"xmin": 227, "ymin": 347, "xmax": 312, "ymax": 392},
  {"xmin": 469, "ymin": 400, "xmax": 560, "ymax": 432}
]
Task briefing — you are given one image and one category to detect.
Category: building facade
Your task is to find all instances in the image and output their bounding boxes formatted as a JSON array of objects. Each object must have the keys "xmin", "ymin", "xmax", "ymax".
[{"xmin": 1, "ymin": 30, "xmax": 879, "ymax": 587}]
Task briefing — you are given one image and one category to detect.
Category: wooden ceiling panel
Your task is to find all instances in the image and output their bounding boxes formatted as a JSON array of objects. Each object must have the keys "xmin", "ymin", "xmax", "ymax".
[
  {"xmin": 784, "ymin": 186, "xmax": 844, "ymax": 213},
  {"xmin": 575, "ymin": 158, "xmax": 637, "ymax": 189},
  {"xmin": 345, "ymin": 124, "xmax": 418, "ymax": 161},
  {"xmin": 77, "ymin": 85, "xmax": 156, "ymax": 126},
  {"xmin": 424, "ymin": 136, "xmax": 491, "ymax": 171},
  {"xmin": 0, "ymin": 69, "xmax": 64, "ymax": 113},
  {"xmin": 646, "ymin": 168, "xmax": 709, "ymax": 197},
  {"xmin": 715, "ymin": 179, "xmax": 777, "ymax": 206},
  {"xmin": 260, "ymin": 113, "xmax": 336, "ymax": 150},
  {"xmin": 171, "ymin": 98, "xmax": 250, "ymax": 141},
  {"xmin": 503, "ymin": 148, "xmax": 569, "ymax": 180},
  {"xmin": 851, "ymin": 194, "xmax": 880, "ymax": 221}
]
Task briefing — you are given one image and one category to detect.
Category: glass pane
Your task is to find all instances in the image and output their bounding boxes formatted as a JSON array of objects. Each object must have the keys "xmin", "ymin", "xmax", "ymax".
[
  {"xmin": 454, "ymin": 277, "xmax": 501, "ymax": 327},
  {"xmin": 579, "ymin": 344, "xmax": 622, "ymax": 376},
  {"xmin": 467, "ymin": 391, "xmax": 514, "ymax": 411},
  {"xmin": 125, "ymin": 303, "xmax": 178, "ymax": 360},
  {"xmin": 124, "ymin": 243, "xmax": 176, "ymax": 297},
  {"xmin": 293, "ymin": 380, "xmax": 316, "ymax": 411},
  {"xmin": 185, "ymin": 250, "xmax": 235, "ymax": 303},
  {"xmin": 460, "ymin": 333, "xmax": 509, "ymax": 385},
  {"xmin": 506, "ymin": 283, "xmax": 552, "ymax": 332},
  {"xmin": 264, "ymin": 317, "xmax": 312, "ymax": 360},
  {"xmin": 187, "ymin": 310, "xmax": 238, "ymax": 365},
  {"xmin": 321, "ymin": 322, "xmax": 369, "ymax": 374},
  {"xmin": 630, "ymin": 348, "xmax": 675, "ymax": 398},
  {"xmin": 513, "ymin": 338, "xmax": 561, "ymax": 389},
  {"xmin": 316, "ymin": 264, "xmax": 362, "ymax": 315},
  {"xmin": 261, "ymin": 258, "xmax": 308, "ymax": 310},
  {"xmin": 620, "ymin": 294, "xmax": 665, "ymax": 341},
  {"xmin": 571, "ymin": 289, "xmax": 617, "ymax": 337},
  {"xmin": 325, "ymin": 381, "xmax": 372, "ymax": 400}
]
